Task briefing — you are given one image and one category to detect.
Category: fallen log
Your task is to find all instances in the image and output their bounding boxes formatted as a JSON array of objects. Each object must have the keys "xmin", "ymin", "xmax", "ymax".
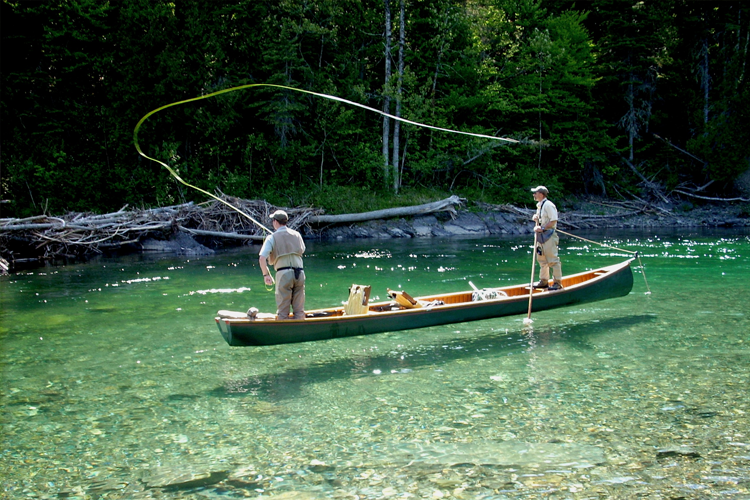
[
  {"xmin": 145, "ymin": 202, "xmax": 194, "ymax": 214},
  {"xmin": 0, "ymin": 215, "xmax": 49, "ymax": 225},
  {"xmin": 672, "ymin": 189, "xmax": 749, "ymax": 203},
  {"xmin": 177, "ymin": 225, "xmax": 265, "ymax": 241},
  {"xmin": 307, "ymin": 195, "xmax": 464, "ymax": 224},
  {"xmin": 0, "ymin": 223, "xmax": 94, "ymax": 231},
  {"xmin": 120, "ymin": 222, "xmax": 173, "ymax": 232}
]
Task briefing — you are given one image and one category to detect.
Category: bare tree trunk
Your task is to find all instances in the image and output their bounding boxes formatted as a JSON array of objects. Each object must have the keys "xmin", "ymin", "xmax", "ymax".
[
  {"xmin": 399, "ymin": 131, "xmax": 409, "ymax": 188},
  {"xmin": 628, "ymin": 80, "xmax": 635, "ymax": 162},
  {"xmin": 432, "ymin": 47, "xmax": 443, "ymax": 100},
  {"xmin": 391, "ymin": 0, "xmax": 405, "ymax": 193},
  {"xmin": 620, "ymin": 80, "xmax": 637, "ymax": 162},
  {"xmin": 699, "ymin": 38, "xmax": 710, "ymax": 127},
  {"xmin": 382, "ymin": 0, "xmax": 392, "ymax": 181},
  {"xmin": 538, "ymin": 64, "xmax": 543, "ymax": 169},
  {"xmin": 428, "ymin": 46, "xmax": 444, "ymax": 151},
  {"xmin": 279, "ymin": 61, "xmax": 293, "ymax": 149},
  {"xmin": 739, "ymin": 9, "xmax": 749, "ymax": 88},
  {"xmin": 319, "ymin": 145, "xmax": 325, "ymax": 189}
]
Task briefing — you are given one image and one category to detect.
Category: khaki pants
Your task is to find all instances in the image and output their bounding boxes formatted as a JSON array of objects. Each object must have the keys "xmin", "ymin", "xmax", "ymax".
[
  {"xmin": 537, "ymin": 232, "xmax": 562, "ymax": 283},
  {"xmin": 275, "ymin": 268, "xmax": 305, "ymax": 320}
]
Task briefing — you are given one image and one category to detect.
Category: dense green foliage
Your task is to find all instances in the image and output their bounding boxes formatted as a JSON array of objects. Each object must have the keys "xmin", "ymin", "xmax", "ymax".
[{"xmin": 2, "ymin": 0, "xmax": 748, "ymax": 217}]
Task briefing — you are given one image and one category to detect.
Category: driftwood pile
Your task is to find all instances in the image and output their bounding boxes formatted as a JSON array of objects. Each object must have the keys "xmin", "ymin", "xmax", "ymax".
[
  {"xmin": 0, "ymin": 197, "xmax": 310, "ymax": 265},
  {"xmin": 0, "ymin": 195, "xmax": 463, "ymax": 268}
]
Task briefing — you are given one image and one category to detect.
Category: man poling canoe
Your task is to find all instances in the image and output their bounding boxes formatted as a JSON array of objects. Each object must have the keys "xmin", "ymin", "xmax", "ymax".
[
  {"xmin": 524, "ymin": 184, "xmax": 562, "ymax": 326},
  {"xmin": 531, "ymin": 185, "xmax": 563, "ymax": 291}
]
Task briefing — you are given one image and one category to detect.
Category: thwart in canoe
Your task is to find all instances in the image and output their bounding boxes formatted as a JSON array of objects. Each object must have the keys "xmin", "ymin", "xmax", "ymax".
[{"xmin": 216, "ymin": 259, "xmax": 634, "ymax": 346}]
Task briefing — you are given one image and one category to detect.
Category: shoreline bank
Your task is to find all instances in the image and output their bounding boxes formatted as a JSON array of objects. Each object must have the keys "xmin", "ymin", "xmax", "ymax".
[
  {"xmin": 313, "ymin": 202, "xmax": 749, "ymax": 241},
  {"xmin": 1, "ymin": 199, "xmax": 748, "ymax": 272}
]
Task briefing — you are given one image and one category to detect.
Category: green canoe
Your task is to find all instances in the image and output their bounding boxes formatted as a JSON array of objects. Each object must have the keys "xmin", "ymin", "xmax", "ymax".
[{"xmin": 216, "ymin": 259, "xmax": 634, "ymax": 346}]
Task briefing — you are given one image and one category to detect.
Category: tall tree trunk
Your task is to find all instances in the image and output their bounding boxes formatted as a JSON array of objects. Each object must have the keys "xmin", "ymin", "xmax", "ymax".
[
  {"xmin": 391, "ymin": 0, "xmax": 405, "ymax": 193},
  {"xmin": 428, "ymin": 45, "xmax": 444, "ymax": 151},
  {"xmin": 699, "ymin": 38, "xmax": 710, "ymax": 127},
  {"xmin": 622, "ymin": 79, "xmax": 636, "ymax": 162},
  {"xmin": 319, "ymin": 144, "xmax": 325, "ymax": 188},
  {"xmin": 538, "ymin": 59, "xmax": 543, "ymax": 169},
  {"xmin": 739, "ymin": 9, "xmax": 749, "ymax": 88},
  {"xmin": 382, "ymin": 0, "xmax": 392, "ymax": 182}
]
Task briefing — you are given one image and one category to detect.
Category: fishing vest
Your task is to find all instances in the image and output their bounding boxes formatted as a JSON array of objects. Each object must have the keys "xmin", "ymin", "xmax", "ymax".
[
  {"xmin": 268, "ymin": 227, "xmax": 305, "ymax": 269},
  {"xmin": 536, "ymin": 198, "xmax": 558, "ymax": 229}
]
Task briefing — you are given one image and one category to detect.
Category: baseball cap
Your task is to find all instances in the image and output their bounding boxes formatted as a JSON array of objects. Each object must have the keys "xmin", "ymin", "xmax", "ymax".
[{"xmin": 270, "ymin": 210, "xmax": 289, "ymax": 222}]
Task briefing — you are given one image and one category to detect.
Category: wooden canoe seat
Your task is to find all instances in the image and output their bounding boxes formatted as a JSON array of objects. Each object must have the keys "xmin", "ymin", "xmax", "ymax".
[
  {"xmin": 387, "ymin": 289, "xmax": 421, "ymax": 309},
  {"xmin": 218, "ymin": 310, "xmax": 249, "ymax": 319}
]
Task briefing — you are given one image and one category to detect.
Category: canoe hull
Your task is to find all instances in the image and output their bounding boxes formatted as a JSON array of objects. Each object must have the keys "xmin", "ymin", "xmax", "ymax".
[{"xmin": 216, "ymin": 259, "xmax": 634, "ymax": 346}]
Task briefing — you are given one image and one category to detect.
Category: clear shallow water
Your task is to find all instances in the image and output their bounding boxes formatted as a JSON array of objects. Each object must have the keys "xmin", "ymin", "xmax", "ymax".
[{"xmin": 1, "ymin": 230, "xmax": 749, "ymax": 499}]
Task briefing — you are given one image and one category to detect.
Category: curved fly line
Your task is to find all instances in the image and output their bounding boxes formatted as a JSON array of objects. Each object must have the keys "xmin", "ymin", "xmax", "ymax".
[{"xmin": 133, "ymin": 83, "xmax": 520, "ymax": 233}]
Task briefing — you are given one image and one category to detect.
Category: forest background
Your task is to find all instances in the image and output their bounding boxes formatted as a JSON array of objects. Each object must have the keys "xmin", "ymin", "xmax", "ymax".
[{"xmin": 2, "ymin": 0, "xmax": 749, "ymax": 219}]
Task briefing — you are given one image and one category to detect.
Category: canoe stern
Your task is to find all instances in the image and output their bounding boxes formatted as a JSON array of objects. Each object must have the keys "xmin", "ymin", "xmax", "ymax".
[{"xmin": 216, "ymin": 317, "xmax": 253, "ymax": 346}]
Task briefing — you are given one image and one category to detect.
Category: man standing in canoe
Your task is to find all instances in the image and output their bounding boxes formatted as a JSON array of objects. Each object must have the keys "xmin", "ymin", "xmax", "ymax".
[
  {"xmin": 259, "ymin": 210, "xmax": 306, "ymax": 320},
  {"xmin": 531, "ymin": 186, "xmax": 563, "ymax": 291}
]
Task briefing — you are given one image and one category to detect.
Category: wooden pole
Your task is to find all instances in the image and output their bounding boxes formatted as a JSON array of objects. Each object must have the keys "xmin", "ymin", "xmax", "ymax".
[{"xmin": 524, "ymin": 228, "xmax": 539, "ymax": 325}]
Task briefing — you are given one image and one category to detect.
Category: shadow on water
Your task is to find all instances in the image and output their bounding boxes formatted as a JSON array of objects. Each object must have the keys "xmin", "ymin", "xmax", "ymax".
[{"xmin": 210, "ymin": 314, "xmax": 657, "ymax": 401}]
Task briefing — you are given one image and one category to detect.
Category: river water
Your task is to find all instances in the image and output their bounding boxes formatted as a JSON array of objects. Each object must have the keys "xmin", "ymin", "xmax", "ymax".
[{"xmin": 1, "ymin": 229, "xmax": 749, "ymax": 499}]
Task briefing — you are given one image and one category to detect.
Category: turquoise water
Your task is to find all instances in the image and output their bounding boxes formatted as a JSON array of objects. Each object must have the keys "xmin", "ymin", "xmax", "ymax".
[{"xmin": 1, "ymin": 230, "xmax": 749, "ymax": 499}]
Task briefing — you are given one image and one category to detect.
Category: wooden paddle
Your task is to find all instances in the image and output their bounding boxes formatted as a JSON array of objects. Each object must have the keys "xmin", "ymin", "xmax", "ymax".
[{"xmin": 523, "ymin": 227, "xmax": 539, "ymax": 325}]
